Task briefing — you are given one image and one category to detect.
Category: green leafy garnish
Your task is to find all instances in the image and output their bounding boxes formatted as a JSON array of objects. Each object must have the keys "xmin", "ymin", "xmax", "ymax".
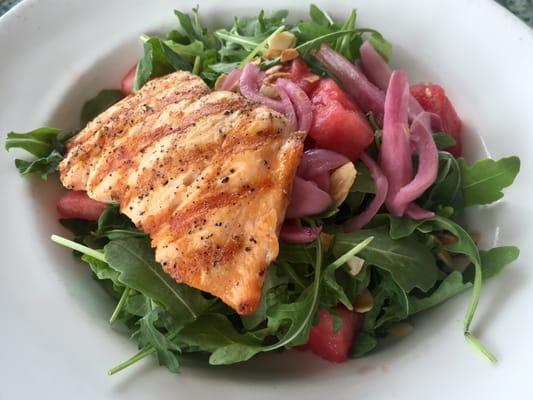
[
  {"xmin": 5, "ymin": 127, "xmax": 61, "ymax": 157},
  {"xmin": 80, "ymin": 90, "xmax": 124, "ymax": 127},
  {"xmin": 459, "ymin": 156, "xmax": 520, "ymax": 206},
  {"xmin": 334, "ymin": 228, "xmax": 441, "ymax": 293},
  {"xmin": 105, "ymin": 237, "xmax": 209, "ymax": 322}
]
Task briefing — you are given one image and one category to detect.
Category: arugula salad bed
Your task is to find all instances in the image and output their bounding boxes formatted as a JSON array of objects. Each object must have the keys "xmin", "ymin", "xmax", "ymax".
[{"xmin": 4, "ymin": 5, "xmax": 520, "ymax": 374}]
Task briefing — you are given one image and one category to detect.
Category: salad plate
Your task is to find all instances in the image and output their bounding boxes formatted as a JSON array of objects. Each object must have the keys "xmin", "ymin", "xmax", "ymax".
[{"xmin": 1, "ymin": 0, "xmax": 533, "ymax": 399}]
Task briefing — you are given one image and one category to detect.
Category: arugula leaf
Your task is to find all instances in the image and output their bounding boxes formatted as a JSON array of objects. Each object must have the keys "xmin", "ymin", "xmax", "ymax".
[
  {"xmin": 82, "ymin": 254, "xmax": 121, "ymax": 284},
  {"xmin": 104, "ymin": 237, "xmax": 209, "ymax": 322},
  {"xmin": 479, "ymin": 246, "xmax": 519, "ymax": 279},
  {"xmin": 175, "ymin": 9, "xmax": 202, "ymax": 42},
  {"xmin": 334, "ymin": 227, "xmax": 441, "ymax": 293},
  {"xmin": 374, "ymin": 272, "xmax": 409, "ymax": 328},
  {"xmin": 60, "ymin": 219, "xmax": 98, "ymax": 243},
  {"xmin": 96, "ymin": 204, "xmax": 145, "ymax": 240},
  {"xmin": 123, "ymin": 293, "xmax": 152, "ymax": 317},
  {"xmin": 408, "ymin": 271, "xmax": 472, "ymax": 315},
  {"xmin": 351, "ymin": 161, "xmax": 375, "ymax": 193},
  {"xmin": 433, "ymin": 132, "xmax": 456, "ymax": 150},
  {"xmin": 134, "ymin": 37, "xmax": 191, "ymax": 91},
  {"xmin": 278, "ymin": 242, "xmax": 316, "ymax": 265},
  {"xmin": 367, "ymin": 32, "xmax": 392, "ymax": 62},
  {"xmin": 361, "ymin": 269, "xmax": 409, "ymax": 332},
  {"xmin": 334, "ymin": 10, "xmax": 361, "ymax": 61},
  {"xmin": 177, "ymin": 314, "xmax": 260, "ymax": 364},
  {"xmin": 5, "ymin": 127, "xmax": 77, "ymax": 179},
  {"xmin": 80, "ymin": 90, "xmax": 124, "ymax": 127},
  {"xmin": 463, "ymin": 246, "xmax": 520, "ymax": 282},
  {"xmin": 215, "ymin": 29, "xmax": 261, "ymax": 51},
  {"xmin": 264, "ymin": 238, "xmax": 323, "ymax": 349},
  {"xmin": 420, "ymin": 216, "xmax": 495, "ymax": 361},
  {"xmin": 163, "ymin": 40, "xmax": 205, "ymax": 61},
  {"xmin": 321, "ymin": 236, "xmax": 374, "ymax": 309},
  {"xmin": 5, "ymin": 127, "xmax": 61, "ymax": 157},
  {"xmin": 296, "ymin": 29, "xmax": 357, "ymax": 56},
  {"xmin": 241, "ymin": 265, "xmax": 290, "ymax": 330},
  {"xmin": 240, "ymin": 25, "xmax": 285, "ymax": 67},
  {"xmin": 339, "ymin": 264, "xmax": 371, "ymax": 305},
  {"xmin": 174, "ymin": 7, "xmax": 217, "ymax": 48},
  {"xmin": 136, "ymin": 307, "xmax": 181, "ymax": 373},
  {"xmin": 309, "ymin": 4, "xmax": 334, "ymax": 27},
  {"xmin": 350, "ymin": 331, "xmax": 377, "ymax": 357},
  {"xmin": 208, "ymin": 238, "xmax": 324, "ymax": 365},
  {"xmin": 208, "ymin": 61, "xmax": 240, "ymax": 74},
  {"xmin": 459, "ymin": 156, "xmax": 520, "ymax": 206},
  {"xmin": 369, "ymin": 214, "xmax": 425, "ymax": 240},
  {"xmin": 421, "ymin": 151, "xmax": 464, "ymax": 213},
  {"xmin": 330, "ymin": 309, "xmax": 344, "ymax": 333},
  {"xmin": 14, "ymin": 150, "xmax": 62, "ymax": 180}
]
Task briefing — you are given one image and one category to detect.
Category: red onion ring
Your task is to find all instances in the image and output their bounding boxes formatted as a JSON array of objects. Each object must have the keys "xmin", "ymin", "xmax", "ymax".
[
  {"xmin": 315, "ymin": 44, "xmax": 385, "ymax": 124},
  {"xmin": 297, "ymin": 149, "xmax": 349, "ymax": 192},
  {"xmin": 345, "ymin": 152, "xmax": 389, "ymax": 232},
  {"xmin": 276, "ymin": 78, "xmax": 313, "ymax": 132},
  {"xmin": 239, "ymin": 64, "xmax": 287, "ymax": 113},
  {"xmin": 220, "ymin": 68, "xmax": 242, "ymax": 91},
  {"xmin": 279, "ymin": 223, "xmax": 322, "ymax": 244},
  {"xmin": 392, "ymin": 112, "xmax": 439, "ymax": 212},
  {"xmin": 379, "ymin": 70, "xmax": 413, "ymax": 216},
  {"xmin": 285, "ymin": 176, "xmax": 332, "ymax": 219}
]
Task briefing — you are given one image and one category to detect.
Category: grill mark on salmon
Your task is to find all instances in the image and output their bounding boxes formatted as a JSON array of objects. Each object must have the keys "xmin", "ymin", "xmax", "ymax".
[
  {"xmin": 86, "ymin": 96, "xmax": 250, "ymax": 196},
  {"xmin": 60, "ymin": 72, "xmax": 210, "ymax": 190}
]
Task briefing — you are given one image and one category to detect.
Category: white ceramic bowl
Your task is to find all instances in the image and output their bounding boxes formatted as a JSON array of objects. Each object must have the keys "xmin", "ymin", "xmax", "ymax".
[{"xmin": 1, "ymin": 0, "xmax": 532, "ymax": 399}]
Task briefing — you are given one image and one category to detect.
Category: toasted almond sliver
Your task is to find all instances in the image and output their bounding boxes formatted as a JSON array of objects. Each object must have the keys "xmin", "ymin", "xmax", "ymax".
[
  {"xmin": 387, "ymin": 322, "xmax": 413, "ymax": 337},
  {"xmin": 264, "ymin": 48, "xmax": 282, "ymax": 60},
  {"xmin": 280, "ymin": 48, "xmax": 299, "ymax": 63},
  {"xmin": 263, "ymin": 72, "xmax": 292, "ymax": 85},
  {"xmin": 250, "ymin": 57, "xmax": 262, "ymax": 65},
  {"xmin": 265, "ymin": 65, "xmax": 284, "ymax": 75},
  {"xmin": 303, "ymin": 74, "xmax": 321, "ymax": 84},
  {"xmin": 346, "ymin": 256, "xmax": 364, "ymax": 276},
  {"xmin": 320, "ymin": 232, "xmax": 334, "ymax": 253},
  {"xmin": 214, "ymin": 73, "xmax": 227, "ymax": 91},
  {"xmin": 330, "ymin": 162, "xmax": 357, "ymax": 206},
  {"xmin": 355, "ymin": 289, "xmax": 374, "ymax": 313},
  {"xmin": 267, "ymin": 31, "xmax": 296, "ymax": 50},
  {"xmin": 259, "ymin": 84, "xmax": 280, "ymax": 99}
]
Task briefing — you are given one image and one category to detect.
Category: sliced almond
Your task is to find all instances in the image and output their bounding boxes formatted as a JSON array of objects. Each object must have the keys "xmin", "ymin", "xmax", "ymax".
[
  {"xmin": 265, "ymin": 65, "xmax": 284, "ymax": 75},
  {"xmin": 355, "ymin": 289, "xmax": 374, "ymax": 313},
  {"xmin": 264, "ymin": 48, "xmax": 282, "ymax": 60},
  {"xmin": 302, "ymin": 74, "xmax": 321, "ymax": 84},
  {"xmin": 330, "ymin": 162, "xmax": 357, "ymax": 206},
  {"xmin": 259, "ymin": 84, "xmax": 280, "ymax": 99},
  {"xmin": 320, "ymin": 232, "xmax": 334, "ymax": 252},
  {"xmin": 387, "ymin": 322, "xmax": 413, "ymax": 337},
  {"xmin": 267, "ymin": 31, "xmax": 296, "ymax": 50},
  {"xmin": 346, "ymin": 256, "xmax": 365, "ymax": 276},
  {"xmin": 214, "ymin": 73, "xmax": 227, "ymax": 91},
  {"xmin": 250, "ymin": 57, "xmax": 262, "ymax": 65},
  {"xmin": 263, "ymin": 71, "xmax": 291, "ymax": 85},
  {"xmin": 280, "ymin": 48, "xmax": 299, "ymax": 63}
]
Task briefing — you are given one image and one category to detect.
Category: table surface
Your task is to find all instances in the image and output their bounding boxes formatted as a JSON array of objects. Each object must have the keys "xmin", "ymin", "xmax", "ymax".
[{"xmin": 0, "ymin": 0, "xmax": 532, "ymax": 26}]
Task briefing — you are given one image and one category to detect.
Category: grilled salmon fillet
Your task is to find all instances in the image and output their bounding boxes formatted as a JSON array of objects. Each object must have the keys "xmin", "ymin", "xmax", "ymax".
[{"xmin": 60, "ymin": 71, "xmax": 304, "ymax": 315}]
